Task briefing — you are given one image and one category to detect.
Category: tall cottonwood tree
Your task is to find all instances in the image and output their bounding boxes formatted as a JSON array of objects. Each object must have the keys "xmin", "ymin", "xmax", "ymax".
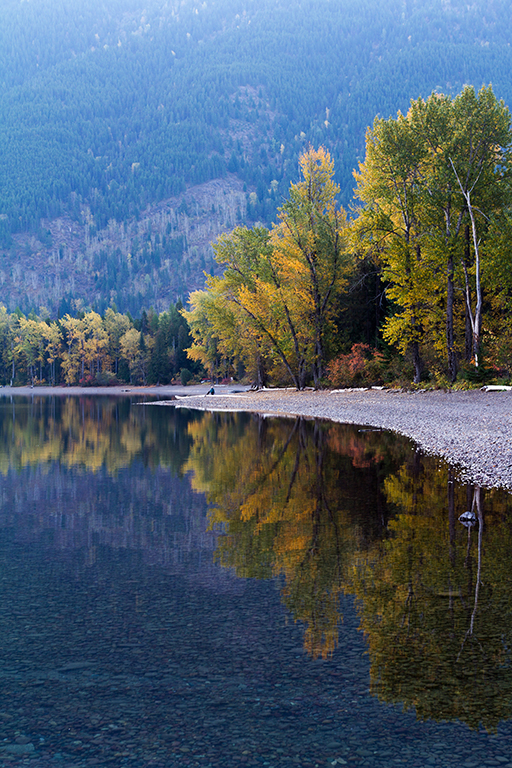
[
  {"xmin": 44, "ymin": 321, "xmax": 62, "ymax": 386},
  {"xmin": 14, "ymin": 317, "xmax": 47, "ymax": 385},
  {"xmin": 448, "ymin": 86, "xmax": 511, "ymax": 367},
  {"xmin": 183, "ymin": 228, "xmax": 268, "ymax": 384},
  {"xmin": 184, "ymin": 147, "xmax": 351, "ymax": 389},
  {"xmin": 409, "ymin": 92, "xmax": 463, "ymax": 381},
  {"xmin": 355, "ymin": 85, "xmax": 512, "ymax": 381},
  {"xmin": 273, "ymin": 147, "xmax": 349, "ymax": 386},
  {"xmin": 353, "ymin": 112, "xmax": 434, "ymax": 383}
]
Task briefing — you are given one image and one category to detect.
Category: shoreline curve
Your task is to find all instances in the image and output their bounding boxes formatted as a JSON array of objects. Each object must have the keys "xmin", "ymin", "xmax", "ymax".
[
  {"xmin": 155, "ymin": 387, "xmax": 512, "ymax": 491},
  {"xmin": 1, "ymin": 384, "xmax": 511, "ymax": 491}
]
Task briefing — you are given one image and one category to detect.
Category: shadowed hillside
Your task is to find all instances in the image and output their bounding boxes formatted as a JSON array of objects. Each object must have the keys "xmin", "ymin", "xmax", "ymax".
[{"xmin": 2, "ymin": 0, "xmax": 512, "ymax": 314}]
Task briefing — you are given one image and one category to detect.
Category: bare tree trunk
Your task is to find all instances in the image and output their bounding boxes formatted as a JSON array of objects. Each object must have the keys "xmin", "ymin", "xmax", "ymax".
[
  {"xmin": 412, "ymin": 340, "xmax": 423, "ymax": 384},
  {"xmin": 467, "ymin": 200, "xmax": 483, "ymax": 367},
  {"xmin": 446, "ymin": 250, "xmax": 458, "ymax": 382},
  {"xmin": 256, "ymin": 354, "xmax": 266, "ymax": 389},
  {"xmin": 10, "ymin": 344, "xmax": 15, "ymax": 385},
  {"xmin": 450, "ymin": 161, "xmax": 483, "ymax": 368},
  {"xmin": 464, "ymin": 225, "xmax": 473, "ymax": 363},
  {"xmin": 313, "ymin": 331, "xmax": 323, "ymax": 389}
]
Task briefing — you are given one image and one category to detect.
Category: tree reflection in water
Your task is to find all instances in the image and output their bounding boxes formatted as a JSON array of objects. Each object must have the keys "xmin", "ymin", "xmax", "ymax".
[
  {"xmin": 184, "ymin": 412, "xmax": 410, "ymax": 658},
  {"xmin": 350, "ymin": 464, "xmax": 512, "ymax": 732},
  {"xmin": 0, "ymin": 395, "xmax": 198, "ymax": 475},
  {"xmin": 184, "ymin": 411, "xmax": 512, "ymax": 730},
  {"xmin": 2, "ymin": 397, "xmax": 512, "ymax": 731}
]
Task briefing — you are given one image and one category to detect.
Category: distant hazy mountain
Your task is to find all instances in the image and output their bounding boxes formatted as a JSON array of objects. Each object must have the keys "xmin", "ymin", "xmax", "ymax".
[{"xmin": 1, "ymin": 0, "xmax": 511, "ymax": 315}]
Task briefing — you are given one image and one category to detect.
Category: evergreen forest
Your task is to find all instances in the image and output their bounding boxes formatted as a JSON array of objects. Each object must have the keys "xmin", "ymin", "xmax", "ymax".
[{"xmin": 2, "ymin": 0, "xmax": 512, "ymax": 316}]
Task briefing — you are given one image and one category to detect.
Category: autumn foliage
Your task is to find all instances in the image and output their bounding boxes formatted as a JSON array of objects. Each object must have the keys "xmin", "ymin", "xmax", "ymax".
[
  {"xmin": 326, "ymin": 343, "xmax": 385, "ymax": 388},
  {"xmin": 183, "ymin": 146, "xmax": 351, "ymax": 390}
]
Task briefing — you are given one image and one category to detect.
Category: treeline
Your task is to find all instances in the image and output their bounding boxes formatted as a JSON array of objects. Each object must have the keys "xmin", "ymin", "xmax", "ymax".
[
  {"xmin": 4, "ymin": 86, "xmax": 511, "ymax": 389},
  {"xmin": 0, "ymin": 303, "xmax": 196, "ymax": 387},
  {"xmin": 184, "ymin": 87, "xmax": 512, "ymax": 388}
]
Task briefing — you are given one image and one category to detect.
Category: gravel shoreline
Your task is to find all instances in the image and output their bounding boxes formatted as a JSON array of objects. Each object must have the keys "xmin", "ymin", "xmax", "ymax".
[{"xmin": 157, "ymin": 387, "xmax": 512, "ymax": 491}]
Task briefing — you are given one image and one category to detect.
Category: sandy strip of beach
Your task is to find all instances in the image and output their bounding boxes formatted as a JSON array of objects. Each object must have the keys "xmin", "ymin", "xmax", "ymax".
[
  {"xmin": 2, "ymin": 384, "xmax": 511, "ymax": 490},
  {"xmin": 0, "ymin": 384, "xmax": 202, "ymax": 398}
]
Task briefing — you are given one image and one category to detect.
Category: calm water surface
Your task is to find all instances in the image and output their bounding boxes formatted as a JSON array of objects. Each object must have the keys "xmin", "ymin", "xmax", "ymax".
[{"xmin": 1, "ymin": 395, "xmax": 512, "ymax": 768}]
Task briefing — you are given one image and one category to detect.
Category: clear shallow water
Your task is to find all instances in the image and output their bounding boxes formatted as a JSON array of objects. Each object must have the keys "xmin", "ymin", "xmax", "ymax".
[{"xmin": 1, "ymin": 396, "xmax": 512, "ymax": 768}]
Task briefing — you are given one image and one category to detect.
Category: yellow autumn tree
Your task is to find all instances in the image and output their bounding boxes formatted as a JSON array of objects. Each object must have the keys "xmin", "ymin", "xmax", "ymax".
[
  {"xmin": 183, "ymin": 227, "xmax": 274, "ymax": 385},
  {"xmin": 43, "ymin": 321, "xmax": 63, "ymax": 386},
  {"xmin": 183, "ymin": 147, "xmax": 351, "ymax": 389},
  {"xmin": 272, "ymin": 146, "xmax": 350, "ymax": 386}
]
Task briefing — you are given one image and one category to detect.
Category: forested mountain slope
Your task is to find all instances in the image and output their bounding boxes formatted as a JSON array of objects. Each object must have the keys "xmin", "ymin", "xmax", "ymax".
[{"xmin": 1, "ymin": 0, "xmax": 512, "ymax": 315}]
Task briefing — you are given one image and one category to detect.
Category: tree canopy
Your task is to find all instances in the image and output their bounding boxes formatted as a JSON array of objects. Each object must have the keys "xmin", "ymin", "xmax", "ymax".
[
  {"xmin": 183, "ymin": 147, "xmax": 351, "ymax": 389},
  {"xmin": 353, "ymin": 85, "xmax": 512, "ymax": 382}
]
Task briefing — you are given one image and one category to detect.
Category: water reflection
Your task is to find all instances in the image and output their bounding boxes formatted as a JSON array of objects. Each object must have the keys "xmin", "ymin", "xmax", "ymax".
[
  {"xmin": 183, "ymin": 413, "xmax": 409, "ymax": 658},
  {"xmin": 1, "ymin": 396, "xmax": 512, "ymax": 742},
  {"xmin": 181, "ymin": 410, "xmax": 512, "ymax": 730},
  {"xmin": 0, "ymin": 395, "xmax": 196, "ymax": 475},
  {"xmin": 351, "ymin": 471, "xmax": 512, "ymax": 732},
  {"xmin": 0, "ymin": 397, "xmax": 212, "ymax": 573}
]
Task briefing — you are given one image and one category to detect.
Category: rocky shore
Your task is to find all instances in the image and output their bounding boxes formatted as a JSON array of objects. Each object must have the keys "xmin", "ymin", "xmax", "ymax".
[{"xmin": 156, "ymin": 387, "xmax": 512, "ymax": 491}]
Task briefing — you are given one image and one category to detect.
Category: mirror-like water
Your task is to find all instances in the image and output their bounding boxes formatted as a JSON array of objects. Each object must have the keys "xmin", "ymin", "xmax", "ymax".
[{"xmin": 1, "ymin": 396, "xmax": 512, "ymax": 768}]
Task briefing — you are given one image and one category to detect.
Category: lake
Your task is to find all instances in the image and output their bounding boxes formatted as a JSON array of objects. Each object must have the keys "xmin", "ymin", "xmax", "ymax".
[{"xmin": 1, "ymin": 395, "xmax": 512, "ymax": 768}]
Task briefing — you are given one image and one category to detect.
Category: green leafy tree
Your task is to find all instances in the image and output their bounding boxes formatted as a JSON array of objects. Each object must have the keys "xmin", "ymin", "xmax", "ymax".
[
  {"xmin": 353, "ymin": 112, "xmax": 435, "ymax": 382},
  {"xmin": 15, "ymin": 317, "xmax": 47, "ymax": 385},
  {"xmin": 120, "ymin": 327, "xmax": 150, "ymax": 384},
  {"xmin": 43, "ymin": 321, "xmax": 63, "ymax": 386},
  {"xmin": 186, "ymin": 226, "xmax": 274, "ymax": 386},
  {"xmin": 0, "ymin": 307, "xmax": 17, "ymax": 384},
  {"xmin": 354, "ymin": 85, "xmax": 512, "ymax": 381},
  {"xmin": 447, "ymin": 86, "xmax": 511, "ymax": 367},
  {"xmin": 103, "ymin": 308, "xmax": 131, "ymax": 376}
]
